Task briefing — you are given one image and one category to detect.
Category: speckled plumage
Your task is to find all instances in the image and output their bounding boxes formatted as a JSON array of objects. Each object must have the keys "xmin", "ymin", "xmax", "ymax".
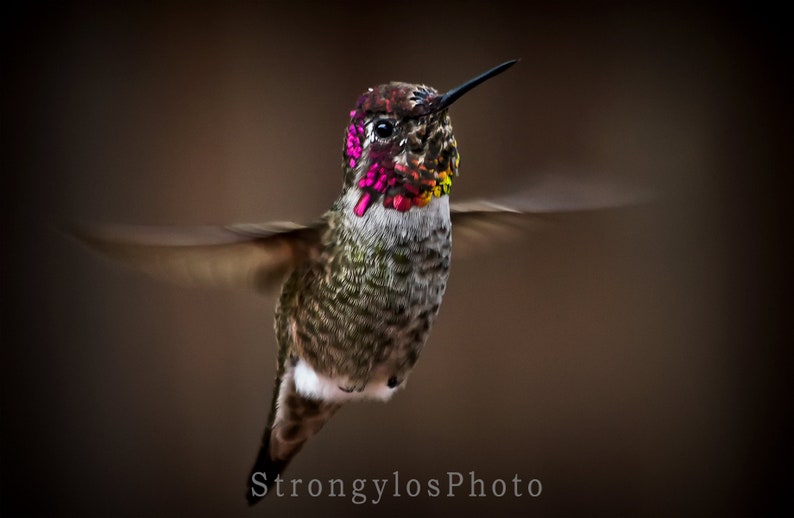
[
  {"xmin": 278, "ymin": 196, "xmax": 452, "ymax": 390},
  {"xmin": 246, "ymin": 76, "xmax": 465, "ymax": 502}
]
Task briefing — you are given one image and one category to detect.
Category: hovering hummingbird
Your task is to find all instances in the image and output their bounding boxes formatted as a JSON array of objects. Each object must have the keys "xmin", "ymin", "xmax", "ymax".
[{"xmin": 71, "ymin": 60, "xmax": 640, "ymax": 505}]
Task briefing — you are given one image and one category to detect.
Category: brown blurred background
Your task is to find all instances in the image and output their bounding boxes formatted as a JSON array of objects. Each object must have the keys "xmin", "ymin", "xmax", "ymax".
[{"xmin": 2, "ymin": 2, "xmax": 791, "ymax": 516}]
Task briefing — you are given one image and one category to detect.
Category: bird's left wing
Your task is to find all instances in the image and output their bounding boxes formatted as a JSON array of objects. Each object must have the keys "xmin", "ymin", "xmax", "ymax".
[
  {"xmin": 450, "ymin": 173, "xmax": 652, "ymax": 257},
  {"xmin": 67, "ymin": 221, "xmax": 323, "ymax": 293}
]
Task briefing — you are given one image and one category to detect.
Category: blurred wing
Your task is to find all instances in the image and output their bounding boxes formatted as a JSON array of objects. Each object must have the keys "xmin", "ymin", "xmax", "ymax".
[
  {"xmin": 67, "ymin": 221, "xmax": 323, "ymax": 293},
  {"xmin": 451, "ymin": 173, "xmax": 652, "ymax": 257}
]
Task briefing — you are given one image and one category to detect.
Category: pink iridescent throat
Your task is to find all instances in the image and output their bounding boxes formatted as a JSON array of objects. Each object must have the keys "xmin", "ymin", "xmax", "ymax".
[
  {"xmin": 345, "ymin": 113, "xmax": 452, "ymax": 217},
  {"xmin": 345, "ymin": 110, "xmax": 364, "ymax": 170},
  {"xmin": 354, "ymin": 160, "xmax": 437, "ymax": 216}
]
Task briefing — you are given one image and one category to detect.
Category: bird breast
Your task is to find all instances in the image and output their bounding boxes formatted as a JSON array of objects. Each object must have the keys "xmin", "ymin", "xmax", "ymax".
[{"xmin": 276, "ymin": 195, "xmax": 452, "ymax": 402}]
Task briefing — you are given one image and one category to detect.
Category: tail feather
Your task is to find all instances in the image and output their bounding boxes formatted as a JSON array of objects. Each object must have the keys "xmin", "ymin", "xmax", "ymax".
[
  {"xmin": 246, "ymin": 363, "xmax": 340, "ymax": 505},
  {"xmin": 246, "ymin": 427, "xmax": 290, "ymax": 504}
]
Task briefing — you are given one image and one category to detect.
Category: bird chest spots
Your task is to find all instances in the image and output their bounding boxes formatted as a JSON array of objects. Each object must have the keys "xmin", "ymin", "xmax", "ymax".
[{"xmin": 392, "ymin": 252, "xmax": 409, "ymax": 265}]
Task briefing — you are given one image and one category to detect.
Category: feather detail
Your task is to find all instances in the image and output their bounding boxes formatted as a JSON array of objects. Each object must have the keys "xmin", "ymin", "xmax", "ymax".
[{"xmin": 65, "ymin": 221, "xmax": 322, "ymax": 293}]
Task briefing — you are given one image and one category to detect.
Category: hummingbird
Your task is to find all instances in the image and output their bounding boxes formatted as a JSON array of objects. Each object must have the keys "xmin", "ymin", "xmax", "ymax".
[{"xmin": 70, "ymin": 59, "xmax": 640, "ymax": 505}]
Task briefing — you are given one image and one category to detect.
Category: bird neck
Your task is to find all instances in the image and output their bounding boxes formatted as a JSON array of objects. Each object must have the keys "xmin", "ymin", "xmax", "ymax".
[{"xmin": 330, "ymin": 189, "xmax": 451, "ymax": 247}]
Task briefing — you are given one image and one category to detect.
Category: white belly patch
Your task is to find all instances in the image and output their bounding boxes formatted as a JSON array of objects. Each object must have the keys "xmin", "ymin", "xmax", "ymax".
[{"xmin": 292, "ymin": 359, "xmax": 398, "ymax": 403}]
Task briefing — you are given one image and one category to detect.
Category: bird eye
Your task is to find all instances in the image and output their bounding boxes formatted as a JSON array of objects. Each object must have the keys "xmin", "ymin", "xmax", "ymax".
[{"xmin": 374, "ymin": 119, "xmax": 395, "ymax": 139}]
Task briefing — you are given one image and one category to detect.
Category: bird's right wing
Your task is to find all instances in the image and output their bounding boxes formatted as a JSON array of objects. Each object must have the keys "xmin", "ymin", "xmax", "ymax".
[{"xmin": 66, "ymin": 221, "xmax": 323, "ymax": 294}]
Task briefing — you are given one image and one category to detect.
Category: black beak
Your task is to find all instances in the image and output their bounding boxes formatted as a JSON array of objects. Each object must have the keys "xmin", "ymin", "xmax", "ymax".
[{"xmin": 431, "ymin": 59, "xmax": 518, "ymax": 113}]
